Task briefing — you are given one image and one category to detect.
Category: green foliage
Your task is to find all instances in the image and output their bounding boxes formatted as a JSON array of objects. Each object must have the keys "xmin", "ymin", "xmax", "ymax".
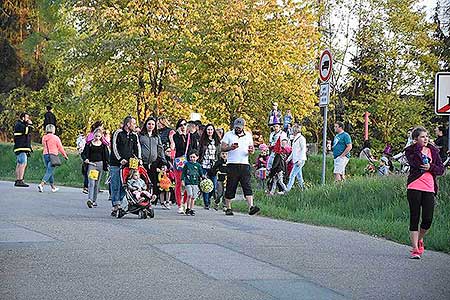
[
  {"xmin": 0, "ymin": 143, "xmax": 85, "ymax": 187},
  {"xmin": 177, "ymin": 0, "xmax": 319, "ymax": 134},
  {"xmin": 338, "ymin": 0, "xmax": 439, "ymax": 153},
  {"xmin": 233, "ymin": 175, "xmax": 450, "ymax": 253}
]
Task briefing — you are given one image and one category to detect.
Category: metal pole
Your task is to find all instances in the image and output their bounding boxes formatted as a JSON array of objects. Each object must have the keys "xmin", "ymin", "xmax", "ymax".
[{"xmin": 321, "ymin": 106, "xmax": 328, "ymax": 185}]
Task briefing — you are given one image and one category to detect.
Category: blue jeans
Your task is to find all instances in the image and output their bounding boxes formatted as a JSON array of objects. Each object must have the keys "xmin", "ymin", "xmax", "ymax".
[
  {"xmin": 42, "ymin": 154, "xmax": 54, "ymax": 184},
  {"xmin": 202, "ymin": 170, "xmax": 217, "ymax": 207},
  {"xmin": 110, "ymin": 166, "xmax": 125, "ymax": 207},
  {"xmin": 287, "ymin": 160, "xmax": 305, "ymax": 191}
]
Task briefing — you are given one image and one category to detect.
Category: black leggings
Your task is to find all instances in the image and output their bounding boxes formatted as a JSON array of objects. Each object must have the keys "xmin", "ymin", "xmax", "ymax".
[{"xmin": 407, "ymin": 189, "xmax": 435, "ymax": 231}]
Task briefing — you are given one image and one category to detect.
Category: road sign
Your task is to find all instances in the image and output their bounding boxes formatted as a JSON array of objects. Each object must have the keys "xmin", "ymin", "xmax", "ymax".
[
  {"xmin": 435, "ymin": 72, "xmax": 450, "ymax": 115},
  {"xmin": 319, "ymin": 49, "xmax": 333, "ymax": 82},
  {"xmin": 319, "ymin": 83, "xmax": 330, "ymax": 107}
]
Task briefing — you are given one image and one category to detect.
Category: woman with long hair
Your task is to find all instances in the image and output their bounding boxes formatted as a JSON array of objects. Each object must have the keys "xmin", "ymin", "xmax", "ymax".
[
  {"xmin": 172, "ymin": 118, "xmax": 196, "ymax": 214},
  {"xmin": 81, "ymin": 128, "xmax": 109, "ymax": 208},
  {"xmin": 199, "ymin": 124, "xmax": 220, "ymax": 209},
  {"xmin": 139, "ymin": 117, "xmax": 165, "ymax": 202},
  {"xmin": 405, "ymin": 126, "xmax": 444, "ymax": 259}
]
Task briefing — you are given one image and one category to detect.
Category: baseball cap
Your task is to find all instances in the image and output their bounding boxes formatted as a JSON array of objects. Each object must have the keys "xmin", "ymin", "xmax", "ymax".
[{"xmin": 234, "ymin": 118, "xmax": 245, "ymax": 129}]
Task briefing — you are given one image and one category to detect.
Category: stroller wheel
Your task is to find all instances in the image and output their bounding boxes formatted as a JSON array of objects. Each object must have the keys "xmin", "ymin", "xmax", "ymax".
[
  {"xmin": 117, "ymin": 208, "xmax": 125, "ymax": 219},
  {"xmin": 139, "ymin": 210, "xmax": 147, "ymax": 219},
  {"xmin": 148, "ymin": 208, "xmax": 155, "ymax": 218}
]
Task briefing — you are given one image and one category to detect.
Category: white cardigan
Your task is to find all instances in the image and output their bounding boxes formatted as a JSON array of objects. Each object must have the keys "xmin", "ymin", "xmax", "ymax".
[{"xmin": 288, "ymin": 133, "xmax": 307, "ymax": 163}]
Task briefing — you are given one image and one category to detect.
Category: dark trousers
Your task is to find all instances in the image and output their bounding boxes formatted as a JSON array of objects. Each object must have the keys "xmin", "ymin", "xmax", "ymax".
[{"xmin": 407, "ymin": 189, "xmax": 435, "ymax": 231}]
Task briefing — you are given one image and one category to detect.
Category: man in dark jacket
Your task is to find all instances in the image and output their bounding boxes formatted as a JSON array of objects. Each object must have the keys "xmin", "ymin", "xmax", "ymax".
[
  {"xmin": 109, "ymin": 116, "xmax": 142, "ymax": 216},
  {"xmin": 43, "ymin": 105, "xmax": 57, "ymax": 129},
  {"xmin": 13, "ymin": 112, "xmax": 33, "ymax": 187}
]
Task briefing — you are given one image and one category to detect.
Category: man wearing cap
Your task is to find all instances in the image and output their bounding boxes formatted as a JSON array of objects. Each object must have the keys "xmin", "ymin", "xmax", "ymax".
[{"xmin": 221, "ymin": 118, "xmax": 260, "ymax": 216}]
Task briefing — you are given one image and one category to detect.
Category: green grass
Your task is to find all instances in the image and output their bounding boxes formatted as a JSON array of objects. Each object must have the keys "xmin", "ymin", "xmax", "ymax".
[
  {"xmin": 2, "ymin": 143, "xmax": 449, "ymax": 253},
  {"xmin": 0, "ymin": 143, "xmax": 87, "ymax": 187},
  {"xmin": 232, "ymin": 175, "xmax": 450, "ymax": 253}
]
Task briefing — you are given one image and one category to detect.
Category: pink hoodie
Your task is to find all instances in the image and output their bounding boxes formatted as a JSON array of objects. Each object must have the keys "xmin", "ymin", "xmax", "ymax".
[{"xmin": 42, "ymin": 134, "xmax": 68, "ymax": 159}]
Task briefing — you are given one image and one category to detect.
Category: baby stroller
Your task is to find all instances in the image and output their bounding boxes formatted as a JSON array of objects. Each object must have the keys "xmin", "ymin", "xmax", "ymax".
[{"xmin": 118, "ymin": 166, "xmax": 155, "ymax": 219}]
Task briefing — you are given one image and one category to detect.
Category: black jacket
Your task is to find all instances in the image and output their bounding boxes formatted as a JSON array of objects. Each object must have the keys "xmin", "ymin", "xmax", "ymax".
[
  {"xmin": 81, "ymin": 143, "xmax": 110, "ymax": 171},
  {"xmin": 13, "ymin": 120, "xmax": 33, "ymax": 154},
  {"xmin": 212, "ymin": 158, "xmax": 227, "ymax": 182},
  {"xmin": 110, "ymin": 129, "xmax": 141, "ymax": 167},
  {"xmin": 43, "ymin": 111, "xmax": 57, "ymax": 128},
  {"xmin": 173, "ymin": 132, "xmax": 197, "ymax": 158}
]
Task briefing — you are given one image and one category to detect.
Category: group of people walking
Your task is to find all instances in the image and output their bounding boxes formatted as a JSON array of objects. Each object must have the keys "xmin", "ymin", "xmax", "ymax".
[
  {"xmin": 12, "ymin": 107, "xmax": 446, "ymax": 259},
  {"xmin": 73, "ymin": 115, "xmax": 260, "ymax": 217}
]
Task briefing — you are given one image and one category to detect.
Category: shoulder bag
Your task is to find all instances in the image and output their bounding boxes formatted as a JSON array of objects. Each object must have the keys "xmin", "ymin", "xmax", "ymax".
[
  {"xmin": 45, "ymin": 139, "xmax": 62, "ymax": 167},
  {"xmin": 174, "ymin": 133, "xmax": 190, "ymax": 171}
]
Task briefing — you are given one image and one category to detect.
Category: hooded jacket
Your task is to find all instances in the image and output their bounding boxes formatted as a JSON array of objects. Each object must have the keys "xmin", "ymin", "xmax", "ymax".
[{"xmin": 405, "ymin": 143, "xmax": 444, "ymax": 195}]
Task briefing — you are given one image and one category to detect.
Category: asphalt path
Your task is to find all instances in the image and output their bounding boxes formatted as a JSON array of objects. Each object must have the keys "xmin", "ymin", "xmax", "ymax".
[{"xmin": 0, "ymin": 181, "xmax": 449, "ymax": 300}]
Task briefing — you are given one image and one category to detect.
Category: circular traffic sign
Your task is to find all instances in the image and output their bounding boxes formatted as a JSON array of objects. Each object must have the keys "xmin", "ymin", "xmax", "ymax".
[{"xmin": 319, "ymin": 49, "xmax": 333, "ymax": 82}]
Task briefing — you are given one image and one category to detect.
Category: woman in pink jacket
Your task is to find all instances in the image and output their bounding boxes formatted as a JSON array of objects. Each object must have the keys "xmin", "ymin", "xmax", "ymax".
[{"xmin": 38, "ymin": 124, "xmax": 69, "ymax": 193}]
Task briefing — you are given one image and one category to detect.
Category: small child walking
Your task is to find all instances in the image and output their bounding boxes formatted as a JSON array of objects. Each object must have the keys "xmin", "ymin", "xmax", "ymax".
[
  {"xmin": 127, "ymin": 170, "xmax": 153, "ymax": 202},
  {"xmin": 182, "ymin": 150, "xmax": 205, "ymax": 216},
  {"xmin": 267, "ymin": 138, "xmax": 288, "ymax": 195},
  {"xmin": 212, "ymin": 151, "xmax": 228, "ymax": 210},
  {"xmin": 254, "ymin": 144, "xmax": 269, "ymax": 190},
  {"xmin": 158, "ymin": 164, "xmax": 175, "ymax": 209}
]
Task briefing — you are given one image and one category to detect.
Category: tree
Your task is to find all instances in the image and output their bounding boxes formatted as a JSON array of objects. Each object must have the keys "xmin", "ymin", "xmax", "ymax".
[
  {"xmin": 340, "ymin": 0, "xmax": 438, "ymax": 152},
  {"xmin": 177, "ymin": 0, "xmax": 320, "ymax": 132}
]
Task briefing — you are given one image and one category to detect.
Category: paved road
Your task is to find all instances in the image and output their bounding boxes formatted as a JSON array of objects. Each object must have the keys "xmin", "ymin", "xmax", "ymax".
[{"xmin": 0, "ymin": 181, "xmax": 449, "ymax": 300}]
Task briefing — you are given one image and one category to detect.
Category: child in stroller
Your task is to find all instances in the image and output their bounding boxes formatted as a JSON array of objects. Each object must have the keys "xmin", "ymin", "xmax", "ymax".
[{"xmin": 118, "ymin": 166, "xmax": 155, "ymax": 219}]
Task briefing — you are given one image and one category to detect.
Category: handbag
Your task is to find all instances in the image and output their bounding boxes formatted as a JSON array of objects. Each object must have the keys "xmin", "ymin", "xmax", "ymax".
[
  {"xmin": 45, "ymin": 140, "xmax": 62, "ymax": 167},
  {"xmin": 174, "ymin": 133, "xmax": 190, "ymax": 171},
  {"xmin": 88, "ymin": 169, "xmax": 99, "ymax": 180}
]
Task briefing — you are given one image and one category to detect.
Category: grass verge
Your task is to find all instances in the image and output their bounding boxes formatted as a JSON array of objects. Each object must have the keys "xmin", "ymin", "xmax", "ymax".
[
  {"xmin": 232, "ymin": 175, "xmax": 450, "ymax": 253},
  {"xmin": 2, "ymin": 143, "xmax": 449, "ymax": 253}
]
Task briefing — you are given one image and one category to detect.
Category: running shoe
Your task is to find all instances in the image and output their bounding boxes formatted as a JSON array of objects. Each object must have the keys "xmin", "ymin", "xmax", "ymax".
[
  {"xmin": 82, "ymin": 187, "xmax": 88, "ymax": 194},
  {"xmin": 92, "ymin": 201, "xmax": 97, "ymax": 207},
  {"xmin": 418, "ymin": 240, "xmax": 425, "ymax": 255},
  {"xmin": 51, "ymin": 187, "xmax": 59, "ymax": 193},
  {"xmin": 410, "ymin": 249, "xmax": 421, "ymax": 259},
  {"xmin": 15, "ymin": 180, "xmax": 29, "ymax": 187},
  {"xmin": 189, "ymin": 209, "xmax": 195, "ymax": 216},
  {"xmin": 225, "ymin": 208, "xmax": 234, "ymax": 216},
  {"xmin": 249, "ymin": 206, "xmax": 260, "ymax": 216},
  {"xmin": 86, "ymin": 200, "xmax": 93, "ymax": 208},
  {"xmin": 38, "ymin": 184, "xmax": 43, "ymax": 193},
  {"xmin": 185, "ymin": 208, "xmax": 191, "ymax": 215},
  {"xmin": 177, "ymin": 206, "xmax": 185, "ymax": 214}
]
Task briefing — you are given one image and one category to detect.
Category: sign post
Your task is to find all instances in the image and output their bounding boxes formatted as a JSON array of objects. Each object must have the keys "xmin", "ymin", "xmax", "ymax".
[
  {"xmin": 319, "ymin": 49, "xmax": 333, "ymax": 185},
  {"xmin": 435, "ymin": 72, "xmax": 450, "ymax": 151}
]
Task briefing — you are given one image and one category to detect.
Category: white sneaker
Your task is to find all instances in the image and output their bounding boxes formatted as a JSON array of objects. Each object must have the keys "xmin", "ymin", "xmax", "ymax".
[
  {"xmin": 177, "ymin": 206, "xmax": 185, "ymax": 214},
  {"xmin": 277, "ymin": 191, "xmax": 285, "ymax": 195},
  {"xmin": 51, "ymin": 187, "xmax": 59, "ymax": 193},
  {"xmin": 38, "ymin": 184, "xmax": 43, "ymax": 193}
]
